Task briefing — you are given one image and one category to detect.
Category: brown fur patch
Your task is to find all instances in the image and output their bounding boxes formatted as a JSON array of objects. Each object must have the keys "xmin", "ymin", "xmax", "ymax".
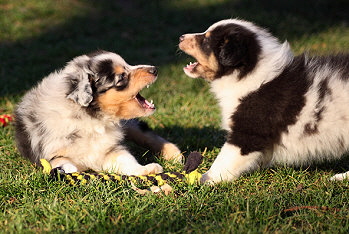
[
  {"xmin": 206, "ymin": 53, "xmax": 219, "ymax": 73},
  {"xmin": 49, "ymin": 155, "xmax": 87, "ymax": 171},
  {"xmin": 194, "ymin": 64, "xmax": 216, "ymax": 81},
  {"xmin": 190, "ymin": 53, "xmax": 219, "ymax": 81},
  {"xmin": 97, "ymin": 67, "xmax": 156, "ymax": 119},
  {"xmin": 47, "ymin": 147, "xmax": 90, "ymax": 171},
  {"xmin": 47, "ymin": 148, "xmax": 68, "ymax": 161},
  {"xmin": 114, "ymin": 65, "xmax": 125, "ymax": 74},
  {"xmin": 97, "ymin": 89, "xmax": 144, "ymax": 119},
  {"xmin": 130, "ymin": 69, "xmax": 156, "ymax": 89},
  {"xmin": 179, "ymin": 34, "xmax": 219, "ymax": 80}
]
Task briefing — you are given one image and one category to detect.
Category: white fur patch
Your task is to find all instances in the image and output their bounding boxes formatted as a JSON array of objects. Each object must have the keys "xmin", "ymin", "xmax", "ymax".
[{"xmin": 201, "ymin": 143, "xmax": 263, "ymax": 183}]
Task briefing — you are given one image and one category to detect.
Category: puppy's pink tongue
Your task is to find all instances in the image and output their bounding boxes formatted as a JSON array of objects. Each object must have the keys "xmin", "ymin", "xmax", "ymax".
[{"xmin": 135, "ymin": 93, "xmax": 155, "ymax": 109}]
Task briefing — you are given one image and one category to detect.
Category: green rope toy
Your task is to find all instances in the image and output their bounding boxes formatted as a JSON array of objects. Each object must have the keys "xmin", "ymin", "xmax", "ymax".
[{"xmin": 41, "ymin": 152, "xmax": 203, "ymax": 194}]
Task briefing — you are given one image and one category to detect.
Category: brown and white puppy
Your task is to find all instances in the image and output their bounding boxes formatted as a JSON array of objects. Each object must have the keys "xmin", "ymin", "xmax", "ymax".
[
  {"xmin": 15, "ymin": 51, "xmax": 182, "ymax": 175},
  {"xmin": 179, "ymin": 19, "xmax": 349, "ymax": 183}
]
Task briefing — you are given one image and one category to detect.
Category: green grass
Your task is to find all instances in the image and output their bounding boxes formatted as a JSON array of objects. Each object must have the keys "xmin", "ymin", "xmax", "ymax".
[{"xmin": 1, "ymin": 0, "xmax": 349, "ymax": 232}]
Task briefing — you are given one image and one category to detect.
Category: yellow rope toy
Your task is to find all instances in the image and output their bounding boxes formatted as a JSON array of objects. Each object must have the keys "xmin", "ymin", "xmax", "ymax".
[{"xmin": 40, "ymin": 152, "xmax": 203, "ymax": 194}]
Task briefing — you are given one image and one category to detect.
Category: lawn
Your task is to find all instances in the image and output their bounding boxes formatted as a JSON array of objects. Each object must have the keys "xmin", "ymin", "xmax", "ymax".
[{"xmin": 1, "ymin": 0, "xmax": 349, "ymax": 233}]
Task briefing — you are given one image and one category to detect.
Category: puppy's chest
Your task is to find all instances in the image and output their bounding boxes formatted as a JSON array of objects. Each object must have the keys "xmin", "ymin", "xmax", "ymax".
[
  {"xmin": 73, "ymin": 121, "xmax": 123, "ymax": 146},
  {"xmin": 211, "ymin": 81, "xmax": 244, "ymax": 131},
  {"xmin": 217, "ymin": 96, "xmax": 240, "ymax": 131}
]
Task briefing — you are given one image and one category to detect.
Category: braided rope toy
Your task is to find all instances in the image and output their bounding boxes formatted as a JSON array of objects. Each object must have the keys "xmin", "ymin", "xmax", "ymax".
[
  {"xmin": 0, "ymin": 114, "xmax": 13, "ymax": 127},
  {"xmin": 41, "ymin": 152, "xmax": 203, "ymax": 194}
]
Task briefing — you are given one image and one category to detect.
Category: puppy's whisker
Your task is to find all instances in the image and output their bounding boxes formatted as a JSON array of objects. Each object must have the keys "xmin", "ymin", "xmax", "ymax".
[{"xmin": 175, "ymin": 47, "xmax": 184, "ymax": 57}]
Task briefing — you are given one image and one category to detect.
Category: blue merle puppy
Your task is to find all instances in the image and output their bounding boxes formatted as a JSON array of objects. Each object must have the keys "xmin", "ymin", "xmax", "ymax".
[{"xmin": 15, "ymin": 51, "xmax": 182, "ymax": 174}]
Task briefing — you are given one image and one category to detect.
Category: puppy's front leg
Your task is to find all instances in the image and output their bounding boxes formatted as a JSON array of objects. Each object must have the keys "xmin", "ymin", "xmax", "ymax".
[
  {"xmin": 47, "ymin": 148, "xmax": 87, "ymax": 173},
  {"xmin": 102, "ymin": 150, "xmax": 163, "ymax": 176},
  {"xmin": 49, "ymin": 156, "xmax": 80, "ymax": 173},
  {"xmin": 123, "ymin": 119, "xmax": 182, "ymax": 162},
  {"xmin": 201, "ymin": 143, "xmax": 264, "ymax": 184}
]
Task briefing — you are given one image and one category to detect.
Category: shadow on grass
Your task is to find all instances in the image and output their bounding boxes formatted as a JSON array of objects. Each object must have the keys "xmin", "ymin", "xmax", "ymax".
[
  {"xmin": 300, "ymin": 154, "xmax": 349, "ymax": 174},
  {"xmin": 153, "ymin": 125, "xmax": 226, "ymax": 152},
  {"xmin": 1, "ymin": 0, "xmax": 348, "ymax": 95},
  {"xmin": 129, "ymin": 124, "xmax": 349, "ymax": 176},
  {"xmin": 127, "ymin": 125, "xmax": 225, "ymax": 164}
]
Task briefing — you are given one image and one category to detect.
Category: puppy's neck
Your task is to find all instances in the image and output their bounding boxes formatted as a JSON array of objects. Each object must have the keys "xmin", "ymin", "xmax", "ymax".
[
  {"xmin": 210, "ymin": 40, "xmax": 294, "ymax": 131},
  {"xmin": 258, "ymin": 40, "xmax": 294, "ymax": 81}
]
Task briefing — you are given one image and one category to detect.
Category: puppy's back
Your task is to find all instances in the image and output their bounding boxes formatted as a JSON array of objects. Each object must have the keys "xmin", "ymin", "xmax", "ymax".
[{"xmin": 14, "ymin": 72, "xmax": 69, "ymax": 164}]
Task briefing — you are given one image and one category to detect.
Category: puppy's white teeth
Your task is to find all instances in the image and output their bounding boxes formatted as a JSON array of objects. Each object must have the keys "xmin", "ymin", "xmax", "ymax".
[{"xmin": 147, "ymin": 85, "xmax": 150, "ymax": 89}]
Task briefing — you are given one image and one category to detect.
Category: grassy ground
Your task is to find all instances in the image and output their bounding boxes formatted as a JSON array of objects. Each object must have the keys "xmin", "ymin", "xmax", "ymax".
[{"xmin": 1, "ymin": 0, "xmax": 349, "ymax": 233}]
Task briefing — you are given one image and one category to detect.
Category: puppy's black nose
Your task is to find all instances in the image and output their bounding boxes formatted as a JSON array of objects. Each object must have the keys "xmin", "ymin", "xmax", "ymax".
[
  {"xmin": 179, "ymin": 35, "xmax": 185, "ymax": 42},
  {"xmin": 148, "ymin": 67, "xmax": 158, "ymax": 76}
]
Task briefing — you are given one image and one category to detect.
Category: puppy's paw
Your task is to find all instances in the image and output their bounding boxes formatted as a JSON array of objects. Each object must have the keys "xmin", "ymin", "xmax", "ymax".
[
  {"xmin": 161, "ymin": 143, "xmax": 183, "ymax": 163},
  {"xmin": 330, "ymin": 172, "xmax": 349, "ymax": 181},
  {"xmin": 60, "ymin": 163, "xmax": 78, "ymax": 173},
  {"xmin": 200, "ymin": 172, "xmax": 218, "ymax": 185},
  {"xmin": 200, "ymin": 170, "xmax": 237, "ymax": 184},
  {"xmin": 143, "ymin": 163, "xmax": 163, "ymax": 175}
]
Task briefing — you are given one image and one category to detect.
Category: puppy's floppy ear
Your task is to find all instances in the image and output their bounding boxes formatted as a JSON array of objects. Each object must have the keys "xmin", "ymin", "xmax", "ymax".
[
  {"xmin": 219, "ymin": 33, "xmax": 248, "ymax": 67},
  {"xmin": 66, "ymin": 56, "xmax": 94, "ymax": 107},
  {"xmin": 218, "ymin": 27, "xmax": 260, "ymax": 78}
]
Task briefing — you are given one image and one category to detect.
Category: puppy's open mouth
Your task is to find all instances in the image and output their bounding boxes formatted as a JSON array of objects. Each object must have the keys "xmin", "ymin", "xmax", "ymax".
[
  {"xmin": 135, "ymin": 93, "xmax": 155, "ymax": 110},
  {"xmin": 184, "ymin": 61, "xmax": 199, "ymax": 72},
  {"xmin": 183, "ymin": 60, "xmax": 201, "ymax": 78}
]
